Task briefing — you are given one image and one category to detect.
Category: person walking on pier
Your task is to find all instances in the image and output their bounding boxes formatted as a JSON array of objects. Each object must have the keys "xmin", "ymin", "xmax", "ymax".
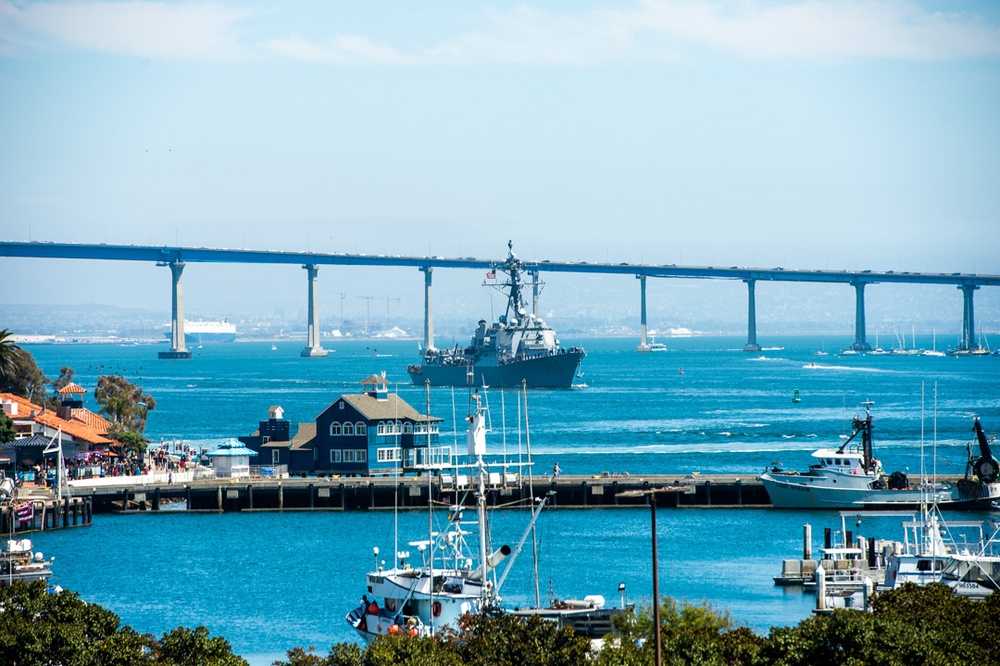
[{"xmin": 552, "ymin": 462, "xmax": 561, "ymax": 481}]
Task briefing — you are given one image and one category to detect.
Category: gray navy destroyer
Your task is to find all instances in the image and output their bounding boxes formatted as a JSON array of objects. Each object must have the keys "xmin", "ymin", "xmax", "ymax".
[{"xmin": 407, "ymin": 242, "xmax": 585, "ymax": 388}]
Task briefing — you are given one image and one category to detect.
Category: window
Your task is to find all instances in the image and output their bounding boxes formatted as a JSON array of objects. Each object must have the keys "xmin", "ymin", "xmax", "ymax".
[
  {"xmin": 330, "ymin": 450, "xmax": 342, "ymax": 463},
  {"xmin": 403, "ymin": 422, "xmax": 413, "ymax": 434},
  {"xmin": 262, "ymin": 436, "xmax": 271, "ymax": 444},
  {"xmin": 339, "ymin": 401, "xmax": 345, "ymax": 409},
  {"xmin": 344, "ymin": 449, "xmax": 368, "ymax": 463},
  {"xmin": 330, "ymin": 423, "xmax": 342, "ymax": 436},
  {"xmin": 271, "ymin": 450, "xmax": 280, "ymax": 465},
  {"xmin": 356, "ymin": 423, "xmax": 367, "ymax": 435},
  {"xmin": 343, "ymin": 423, "xmax": 355, "ymax": 436},
  {"xmin": 377, "ymin": 422, "xmax": 386, "ymax": 435},
  {"xmin": 377, "ymin": 448, "xmax": 401, "ymax": 462}
]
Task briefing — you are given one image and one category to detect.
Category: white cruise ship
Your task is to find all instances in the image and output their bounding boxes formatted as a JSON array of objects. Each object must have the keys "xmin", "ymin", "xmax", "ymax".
[{"xmin": 163, "ymin": 320, "xmax": 237, "ymax": 344}]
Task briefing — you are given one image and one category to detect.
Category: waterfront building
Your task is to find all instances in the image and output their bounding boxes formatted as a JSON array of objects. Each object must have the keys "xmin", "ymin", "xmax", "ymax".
[
  {"xmin": 205, "ymin": 438, "xmax": 257, "ymax": 479},
  {"xmin": 0, "ymin": 390, "xmax": 112, "ymax": 475},
  {"xmin": 315, "ymin": 374, "xmax": 445, "ymax": 476},
  {"xmin": 239, "ymin": 374, "xmax": 446, "ymax": 477}
]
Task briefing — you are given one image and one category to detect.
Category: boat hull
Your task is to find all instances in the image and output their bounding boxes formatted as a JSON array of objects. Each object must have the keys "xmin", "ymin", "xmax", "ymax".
[
  {"xmin": 760, "ymin": 473, "xmax": 1000, "ymax": 510},
  {"xmin": 407, "ymin": 350, "xmax": 584, "ymax": 388}
]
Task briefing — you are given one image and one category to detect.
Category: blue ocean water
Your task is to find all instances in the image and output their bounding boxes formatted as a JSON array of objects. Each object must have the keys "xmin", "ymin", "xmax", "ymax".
[{"xmin": 23, "ymin": 336, "xmax": 1000, "ymax": 664}]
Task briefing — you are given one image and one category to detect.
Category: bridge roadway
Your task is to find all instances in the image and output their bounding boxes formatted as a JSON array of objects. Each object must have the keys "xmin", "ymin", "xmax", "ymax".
[{"xmin": 2, "ymin": 240, "xmax": 998, "ymax": 355}]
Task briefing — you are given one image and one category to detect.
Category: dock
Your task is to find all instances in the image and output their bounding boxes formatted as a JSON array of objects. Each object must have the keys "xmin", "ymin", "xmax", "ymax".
[
  {"xmin": 72, "ymin": 473, "xmax": 772, "ymax": 513},
  {"xmin": 3, "ymin": 490, "xmax": 94, "ymax": 534}
]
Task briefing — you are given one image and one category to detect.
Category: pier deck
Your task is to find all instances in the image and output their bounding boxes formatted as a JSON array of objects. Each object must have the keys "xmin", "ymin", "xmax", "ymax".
[{"xmin": 70, "ymin": 473, "xmax": 773, "ymax": 513}]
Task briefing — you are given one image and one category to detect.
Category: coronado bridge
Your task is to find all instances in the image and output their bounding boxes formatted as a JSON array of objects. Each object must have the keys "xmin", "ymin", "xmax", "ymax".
[{"xmin": 2, "ymin": 240, "xmax": 997, "ymax": 359}]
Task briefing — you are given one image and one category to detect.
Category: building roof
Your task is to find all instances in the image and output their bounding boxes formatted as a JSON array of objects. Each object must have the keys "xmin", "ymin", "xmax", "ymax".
[
  {"xmin": 1, "ymin": 393, "xmax": 41, "ymax": 419},
  {"xmin": 3, "ymin": 433, "xmax": 76, "ymax": 456},
  {"xmin": 57, "ymin": 382, "xmax": 87, "ymax": 395},
  {"xmin": 0, "ymin": 392, "xmax": 112, "ymax": 446},
  {"xmin": 33, "ymin": 410, "xmax": 112, "ymax": 446},
  {"xmin": 206, "ymin": 438, "xmax": 258, "ymax": 457},
  {"xmin": 70, "ymin": 408, "xmax": 112, "ymax": 434},
  {"xmin": 290, "ymin": 423, "xmax": 316, "ymax": 450},
  {"xmin": 331, "ymin": 393, "xmax": 443, "ymax": 423}
]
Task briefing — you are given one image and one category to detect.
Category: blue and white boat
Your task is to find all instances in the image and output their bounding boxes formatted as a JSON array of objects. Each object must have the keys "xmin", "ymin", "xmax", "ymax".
[{"xmin": 759, "ymin": 407, "xmax": 1000, "ymax": 510}]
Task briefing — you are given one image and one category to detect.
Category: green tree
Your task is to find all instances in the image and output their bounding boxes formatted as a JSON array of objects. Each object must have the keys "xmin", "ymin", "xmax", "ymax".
[
  {"xmin": 95, "ymin": 373, "xmax": 156, "ymax": 433},
  {"xmin": 0, "ymin": 411, "xmax": 15, "ymax": 444},
  {"xmin": 0, "ymin": 328, "xmax": 21, "ymax": 382},
  {"xmin": 113, "ymin": 428, "xmax": 150, "ymax": 457},
  {"xmin": 52, "ymin": 365, "xmax": 76, "ymax": 391},
  {"xmin": 448, "ymin": 613, "xmax": 592, "ymax": 666},
  {"xmin": 0, "ymin": 580, "xmax": 143, "ymax": 666},
  {"xmin": 0, "ymin": 347, "xmax": 54, "ymax": 406},
  {"xmin": 151, "ymin": 625, "xmax": 248, "ymax": 666}
]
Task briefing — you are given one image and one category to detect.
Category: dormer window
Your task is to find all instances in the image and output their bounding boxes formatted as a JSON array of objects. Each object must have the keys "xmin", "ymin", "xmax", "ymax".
[{"xmin": 330, "ymin": 423, "xmax": 342, "ymax": 436}]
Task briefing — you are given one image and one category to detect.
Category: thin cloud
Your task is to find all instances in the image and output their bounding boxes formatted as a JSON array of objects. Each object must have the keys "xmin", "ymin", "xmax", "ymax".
[
  {"xmin": 264, "ymin": 34, "xmax": 418, "ymax": 65},
  {"xmin": 2, "ymin": 0, "xmax": 998, "ymax": 64},
  {"xmin": 0, "ymin": 0, "xmax": 253, "ymax": 60},
  {"xmin": 267, "ymin": 1, "xmax": 1000, "ymax": 65}
]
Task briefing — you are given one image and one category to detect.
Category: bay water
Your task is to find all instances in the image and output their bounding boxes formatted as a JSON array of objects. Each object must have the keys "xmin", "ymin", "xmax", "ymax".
[{"xmin": 23, "ymin": 335, "xmax": 1000, "ymax": 664}]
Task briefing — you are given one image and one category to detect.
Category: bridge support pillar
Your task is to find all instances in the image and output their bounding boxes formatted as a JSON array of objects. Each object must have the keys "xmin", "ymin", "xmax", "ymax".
[
  {"xmin": 959, "ymin": 283, "xmax": 980, "ymax": 351},
  {"xmin": 420, "ymin": 266, "xmax": 434, "ymax": 351},
  {"xmin": 301, "ymin": 264, "xmax": 328, "ymax": 357},
  {"xmin": 851, "ymin": 281, "xmax": 871, "ymax": 351},
  {"xmin": 636, "ymin": 275, "xmax": 650, "ymax": 352},
  {"xmin": 743, "ymin": 278, "xmax": 760, "ymax": 352},
  {"xmin": 158, "ymin": 261, "xmax": 192, "ymax": 359}
]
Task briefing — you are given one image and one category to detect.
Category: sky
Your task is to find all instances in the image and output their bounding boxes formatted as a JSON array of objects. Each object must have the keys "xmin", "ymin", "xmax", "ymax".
[{"xmin": 1, "ymin": 0, "xmax": 999, "ymax": 333}]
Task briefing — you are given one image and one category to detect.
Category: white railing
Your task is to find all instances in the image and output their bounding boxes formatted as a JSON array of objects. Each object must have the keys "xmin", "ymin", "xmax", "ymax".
[{"xmin": 249, "ymin": 465, "xmax": 288, "ymax": 479}]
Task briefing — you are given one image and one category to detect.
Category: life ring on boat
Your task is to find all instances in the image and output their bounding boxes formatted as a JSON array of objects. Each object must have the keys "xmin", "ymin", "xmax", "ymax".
[{"xmin": 432, "ymin": 601, "xmax": 442, "ymax": 617}]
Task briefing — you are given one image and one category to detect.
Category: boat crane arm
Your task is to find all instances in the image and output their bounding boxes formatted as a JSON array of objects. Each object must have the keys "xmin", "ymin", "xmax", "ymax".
[{"xmin": 495, "ymin": 492, "xmax": 550, "ymax": 593}]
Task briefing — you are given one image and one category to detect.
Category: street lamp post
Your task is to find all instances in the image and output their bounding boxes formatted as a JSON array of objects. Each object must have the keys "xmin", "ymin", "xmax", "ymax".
[{"xmin": 617, "ymin": 485, "xmax": 689, "ymax": 666}]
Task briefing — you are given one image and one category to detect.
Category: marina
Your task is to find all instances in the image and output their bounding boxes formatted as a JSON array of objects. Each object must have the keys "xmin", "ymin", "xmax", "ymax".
[{"xmin": 13, "ymin": 334, "xmax": 1000, "ymax": 663}]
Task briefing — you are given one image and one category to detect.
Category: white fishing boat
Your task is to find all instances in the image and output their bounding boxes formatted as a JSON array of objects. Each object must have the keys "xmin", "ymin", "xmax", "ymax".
[
  {"xmin": 345, "ymin": 388, "xmax": 625, "ymax": 641},
  {"xmin": 0, "ymin": 537, "xmax": 55, "ymax": 586},
  {"xmin": 758, "ymin": 407, "xmax": 1000, "ymax": 510},
  {"xmin": 0, "ymin": 478, "xmax": 56, "ymax": 586}
]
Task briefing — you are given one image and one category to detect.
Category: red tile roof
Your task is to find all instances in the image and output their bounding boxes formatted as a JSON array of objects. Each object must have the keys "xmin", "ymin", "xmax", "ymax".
[
  {"xmin": 57, "ymin": 382, "xmax": 87, "ymax": 395},
  {"xmin": 0, "ymin": 392, "xmax": 112, "ymax": 446},
  {"xmin": 70, "ymin": 408, "xmax": 112, "ymax": 434}
]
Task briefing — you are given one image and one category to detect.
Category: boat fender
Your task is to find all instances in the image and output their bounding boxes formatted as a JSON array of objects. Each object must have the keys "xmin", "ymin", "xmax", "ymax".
[{"xmin": 432, "ymin": 601, "xmax": 442, "ymax": 617}]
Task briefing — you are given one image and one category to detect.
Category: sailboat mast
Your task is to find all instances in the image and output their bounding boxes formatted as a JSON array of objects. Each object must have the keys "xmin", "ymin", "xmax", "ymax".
[
  {"xmin": 523, "ymin": 379, "xmax": 541, "ymax": 607},
  {"xmin": 425, "ymin": 380, "xmax": 435, "ymax": 635}
]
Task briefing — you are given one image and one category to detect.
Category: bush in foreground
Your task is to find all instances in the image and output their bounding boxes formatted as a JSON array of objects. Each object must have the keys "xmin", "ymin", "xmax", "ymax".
[
  {"xmin": 277, "ymin": 584, "xmax": 1000, "ymax": 666},
  {"xmin": 0, "ymin": 581, "xmax": 245, "ymax": 666}
]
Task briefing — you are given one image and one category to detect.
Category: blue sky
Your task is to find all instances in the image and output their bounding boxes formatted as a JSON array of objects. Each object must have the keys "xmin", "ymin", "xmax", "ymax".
[{"xmin": 1, "ymin": 0, "xmax": 998, "ymax": 330}]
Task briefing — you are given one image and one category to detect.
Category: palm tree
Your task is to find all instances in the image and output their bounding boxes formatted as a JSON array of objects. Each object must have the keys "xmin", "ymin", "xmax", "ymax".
[{"xmin": 0, "ymin": 329, "xmax": 21, "ymax": 382}]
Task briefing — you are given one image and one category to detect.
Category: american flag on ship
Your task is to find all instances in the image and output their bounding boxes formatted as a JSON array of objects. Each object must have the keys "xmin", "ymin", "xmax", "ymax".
[
  {"xmin": 15, "ymin": 501, "xmax": 33, "ymax": 523},
  {"xmin": 486, "ymin": 269, "xmax": 495, "ymax": 279}
]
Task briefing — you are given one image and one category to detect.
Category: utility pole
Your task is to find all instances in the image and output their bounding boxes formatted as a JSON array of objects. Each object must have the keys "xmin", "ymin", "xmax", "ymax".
[{"xmin": 356, "ymin": 295, "xmax": 375, "ymax": 335}]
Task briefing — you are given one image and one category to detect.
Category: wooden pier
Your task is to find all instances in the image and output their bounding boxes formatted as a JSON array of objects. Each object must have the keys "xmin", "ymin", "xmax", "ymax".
[
  {"xmin": 74, "ymin": 473, "xmax": 772, "ymax": 513},
  {"xmin": 3, "ymin": 495, "xmax": 94, "ymax": 534}
]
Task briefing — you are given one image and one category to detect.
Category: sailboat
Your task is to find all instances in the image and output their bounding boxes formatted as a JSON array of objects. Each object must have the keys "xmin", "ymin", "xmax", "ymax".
[{"xmin": 920, "ymin": 328, "xmax": 945, "ymax": 357}]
